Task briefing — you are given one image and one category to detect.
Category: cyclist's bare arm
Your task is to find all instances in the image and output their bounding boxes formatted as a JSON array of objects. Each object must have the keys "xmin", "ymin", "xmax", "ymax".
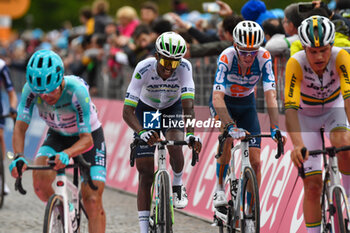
[
  {"xmin": 212, "ymin": 91, "xmax": 233, "ymax": 126},
  {"xmin": 182, "ymin": 98, "xmax": 202, "ymax": 153},
  {"xmin": 344, "ymin": 99, "xmax": 350, "ymax": 122},
  {"xmin": 264, "ymin": 90, "xmax": 279, "ymax": 129},
  {"xmin": 337, "ymin": 49, "xmax": 350, "ymax": 121},
  {"xmin": 11, "ymin": 120, "xmax": 28, "ymax": 177},
  {"xmin": 7, "ymin": 89, "xmax": 17, "ymax": 118},
  {"xmin": 123, "ymin": 105, "xmax": 143, "ymax": 133}
]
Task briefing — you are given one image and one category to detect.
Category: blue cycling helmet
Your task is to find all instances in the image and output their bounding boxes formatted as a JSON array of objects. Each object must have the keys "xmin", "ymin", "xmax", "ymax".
[{"xmin": 26, "ymin": 50, "xmax": 64, "ymax": 94}]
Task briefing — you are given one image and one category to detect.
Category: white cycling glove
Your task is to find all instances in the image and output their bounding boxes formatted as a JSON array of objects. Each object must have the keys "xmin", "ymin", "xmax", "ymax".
[
  {"xmin": 139, "ymin": 130, "xmax": 157, "ymax": 143},
  {"xmin": 227, "ymin": 124, "xmax": 246, "ymax": 139},
  {"xmin": 185, "ymin": 134, "xmax": 202, "ymax": 145}
]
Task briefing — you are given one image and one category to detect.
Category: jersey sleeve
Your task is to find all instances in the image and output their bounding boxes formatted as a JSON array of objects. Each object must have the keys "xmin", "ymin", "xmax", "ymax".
[
  {"xmin": 336, "ymin": 49, "xmax": 350, "ymax": 100},
  {"xmin": 213, "ymin": 52, "xmax": 230, "ymax": 93},
  {"xmin": 124, "ymin": 63, "xmax": 145, "ymax": 107},
  {"xmin": 72, "ymin": 85, "xmax": 92, "ymax": 134},
  {"xmin": 16, "ymin": 83, "xmax": 36, "ymax": 124},
  {"xmin": 284, "ymin": 57, "xmax": 303, "ymax": 110},
  {"xmin": 0, "ymin": 66, "xmax": 14, "ymax": 91},
  {"xmin": 179, "ymin": 60, "xmax": 195, "ymax": 100},
  {"xmin": 260, "ymin": 51, "xmax": 276, "ymax": 92}
]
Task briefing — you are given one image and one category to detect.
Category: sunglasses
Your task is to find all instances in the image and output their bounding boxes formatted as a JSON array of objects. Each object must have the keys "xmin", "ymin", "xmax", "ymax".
[
  {"xmin": 236, "ymin": 47, "xmax": 259, "ymax": 57},
  {"xmin": 159, "ymin": 58, "xmax": 181, "ymax": 69}
]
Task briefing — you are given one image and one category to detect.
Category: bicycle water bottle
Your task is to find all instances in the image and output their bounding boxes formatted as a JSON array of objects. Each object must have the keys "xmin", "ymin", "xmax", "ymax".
[{"xmin": 69, "ymin": 203, "xmax": 78, "ymax": 232}]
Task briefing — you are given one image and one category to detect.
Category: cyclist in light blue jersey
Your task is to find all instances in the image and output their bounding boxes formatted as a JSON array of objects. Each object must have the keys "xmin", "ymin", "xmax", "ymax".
[{"xmin": 9, "ymin": 50, "xmax": 106, "ymax": 233}]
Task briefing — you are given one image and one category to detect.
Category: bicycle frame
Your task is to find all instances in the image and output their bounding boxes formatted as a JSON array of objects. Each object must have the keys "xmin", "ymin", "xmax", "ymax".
[{"xmin": 55, "ymin": 169, "xmax": 80, "ymax": 233}]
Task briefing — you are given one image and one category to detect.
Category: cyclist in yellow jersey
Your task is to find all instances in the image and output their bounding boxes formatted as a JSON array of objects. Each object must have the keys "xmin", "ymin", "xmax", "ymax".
[{"xmin": 285, "ymin": 15, "xmax": 350, "ymax": 233}]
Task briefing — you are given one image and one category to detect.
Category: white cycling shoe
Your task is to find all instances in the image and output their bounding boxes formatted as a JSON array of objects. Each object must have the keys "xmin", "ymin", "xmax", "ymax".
[
  {"xmin": 173, "ymin": 185, "xmax": 188, "ymax": 209},
  {"xmin": 4, "ymin": 182, "xmax": 10, "ymax": 195},
  {"xmin": 213, "ymin": 190, "xmax": 228, "ymax": 208}
]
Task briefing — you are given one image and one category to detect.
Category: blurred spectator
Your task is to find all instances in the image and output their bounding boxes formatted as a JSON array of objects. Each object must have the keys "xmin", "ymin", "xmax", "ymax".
[
  {"xmin": 169, "ymin": 12, "xmax": 220, "ymax": 43},
  {"xmin": 173, "ymin": 0, "xmax": 189, "ymax": 15},
  {"xmin": 79, "ymin": 6, "xmax": 95, "ymax": 36},
  {"xmin": 187, "ymin": 14, "xmax": 243, "ymax": 58},
  {"xmin": 152, "ymin": 18, "xmax": 173, "ymax": 35},
  {"xmin": 262, "ymin": 18, "xmax": 284, "ymax": 41},
  {"xmin": 241, "ymin": 0, "xmax": 277, "ymax": 25},
  {"xmin": 120, "ymin": 24, "xmax": 156, "ymax": 67},
  {"xmin": 140, "ymin": 1, "xmax": 159, "ymax": 26},
  {"xmin": 336, "ymin": 0, "xmax": 350, "ymax": 13},
  {"xmin": 92, "ymin": 0, "xmax": 113, "ymax": 34},
  {"xmin": 115, "ymin": 6, "xmax": 139, "ymax": 47},
  {"xmin": 264, "ymin": 3, "xmax": 302, "ymax": 56}
]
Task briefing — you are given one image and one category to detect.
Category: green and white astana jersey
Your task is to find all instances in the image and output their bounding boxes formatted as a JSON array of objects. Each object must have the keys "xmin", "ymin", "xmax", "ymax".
[
  {"xmin": 17, "ymin": 75, "xmax": 101, "ymax": 136},
  {"xmin": 124, "ymin": 57, "xmax": 195, "ymax": 109}
]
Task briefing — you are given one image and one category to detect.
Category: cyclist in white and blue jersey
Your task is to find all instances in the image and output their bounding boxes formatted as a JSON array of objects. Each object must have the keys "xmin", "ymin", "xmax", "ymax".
[
  {"xmin": 209, "ymin": 21, "xmax": 287, "ymax": 210},
  {"xmin": 9, "ymin": 50, "xmax": 106, "ymax": 233},
  {"xmin": 0, "ymin": 58, "xmax": 18, "ymax": 194},
  {"xmin": 123, "ymin": 32, "xmax": 202, "ymax": 233}
]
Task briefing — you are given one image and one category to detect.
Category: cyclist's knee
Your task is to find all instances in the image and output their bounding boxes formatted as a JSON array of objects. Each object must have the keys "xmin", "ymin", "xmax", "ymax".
[
  {"xmin": 33, "ymin": 171, "xmax": 55, "ymax": 201},
  {"xmin": 303, "ymin": 177, "xmax": 322, "ymax": 199},
  {"xmin": 83, "ymin": 194, "xmax": 104, "ymax": 217},
  {"xmin": 330, "ymin": 130, "xmax": 350, "ymax": 148}
]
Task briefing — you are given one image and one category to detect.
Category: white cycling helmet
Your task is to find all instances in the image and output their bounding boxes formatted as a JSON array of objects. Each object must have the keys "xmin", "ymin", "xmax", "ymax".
[
  {"xmin": 298, "ymin": 15, "xmax": 335, "ymax": 48},
  {"xmin": 155, "ymin": 31, "xmax": 187, "ymax": 59},
  {"xmin": 232, "ymin": 20, "xmax": 264, "ymax": 49}
]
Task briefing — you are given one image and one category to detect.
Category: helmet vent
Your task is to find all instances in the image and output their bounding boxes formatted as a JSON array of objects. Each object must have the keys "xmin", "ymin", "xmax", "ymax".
[
  {"xmin": 48, "ymin": 58, "xmax": 52, "ymax": 68},
  {"xmin": 56, "ymin": 66, "xmax": 61, "ymax": 73},
  {"xmin": 29, "ymin": 75, "xmax": 33, "ymax": 84},
  {"xmin": 46, "ymin": 74, "xmax": 51, "ymax": 85},
  {"xmin": 36, "ymin": 77, "xmax": 42, "ymax": 87},
  {"xmin": 30, "ymin": 58, "xmax": 34, "ymax": 67},
  {"xmin": 38, "ymin": 58, "xmax": 43, "ymax": 68}
]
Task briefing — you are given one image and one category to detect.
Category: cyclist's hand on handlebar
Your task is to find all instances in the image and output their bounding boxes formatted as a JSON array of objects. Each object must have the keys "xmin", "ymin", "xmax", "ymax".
[
  {"xmin": 185, "ymin": 134, "xmax": 202, "ymax": 153},
  {"xmin": 227, "ymin": 124, "xmax": 246, "ymax": 140},
  {"xmin": 270, "ymin": 126, "xmax": 287, "ymax": 145},
  {"xmin": 9, "ymin": 107, "xmax": 17, "ymax": 120},
  {"xmin": 291, "ymin": 146, "xmax": 308, "ymax": 168},
  {"xmin": 139, "ymin": 129, "xmax": 160, "ymax": 146},
  {"xmin": 9, "ymin": 157, "xmax": 28, "ymax": 178},
  {"xmin": 48, "ymin": 152, "xmax": 70, "ymax": 170}
]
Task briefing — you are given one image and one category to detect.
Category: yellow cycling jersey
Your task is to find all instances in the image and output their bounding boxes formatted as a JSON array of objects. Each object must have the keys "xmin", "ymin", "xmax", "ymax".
[{"xmin": 284, "ymin": 47, "xmax": 350, "ymax": 116}]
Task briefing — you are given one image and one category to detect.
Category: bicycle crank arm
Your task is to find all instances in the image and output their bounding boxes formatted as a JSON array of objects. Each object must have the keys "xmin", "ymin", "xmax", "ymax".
[{"xmin": 214, "ymin": 208, "xmax": 228, "ymax": 224}]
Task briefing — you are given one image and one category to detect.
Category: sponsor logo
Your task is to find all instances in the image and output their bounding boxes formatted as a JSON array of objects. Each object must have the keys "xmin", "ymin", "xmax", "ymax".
[
  {"xmin": 263, "ymin": 51, "xmax": 270, "ymax": 59},
  {"xmin": 288, "ymin": 74, "xmax": 297, "ymax": 97},
  {"xmin": 340, "ymin": 65, "xmax": 350, "ymax": 84},
  {"xmin": 220, "ymin": 54, "xmax": 228, "ymax": 64},
  {"xmin": 306, "ymin": 79, "xmax": 335, "ymax": 91},
  {"xmin": 134, "ymin": 72, "xmax": 141, "ymax": 80}
]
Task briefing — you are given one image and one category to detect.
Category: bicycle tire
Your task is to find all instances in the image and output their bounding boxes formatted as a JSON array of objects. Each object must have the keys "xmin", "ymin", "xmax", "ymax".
[
  {"xmin": 332, "ymin": 187, "xmax": 348, "ymax": 233},
  {"xmin": 43, "ymin": 194, "xmax": 65, "ymax": 233},
  {"xmin": 0, "ymin": 153, "xmax": 4, "ymax": 209},
  {"xmin": 156, "ymin": 172, "xmax": 173, "ymax": 233},
  {"xmin": 241, "ymin": 167, "xmax": 260, "ymax": 233}
]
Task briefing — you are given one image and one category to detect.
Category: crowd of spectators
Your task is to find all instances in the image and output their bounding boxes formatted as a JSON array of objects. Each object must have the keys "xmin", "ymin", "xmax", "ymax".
[{"xmin": 0, "ymin": 0, "xmax": 350, "ymax": 97}]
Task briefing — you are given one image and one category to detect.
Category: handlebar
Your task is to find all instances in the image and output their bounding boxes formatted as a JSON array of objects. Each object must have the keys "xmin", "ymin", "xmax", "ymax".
[
  {"xmin": 15, "ymin": 154, "xmax": 98, "ymax": 195},
  {"xmin": 215, "ymin": 129, "xmax": 284, "ymax": 159},
  {"xmin": 129, "ymin": 138, "xmax": 199, "ymax": 167},
  {"xmin": 298, "ymin": 145, "xmax": 350, "ymax": 178}
]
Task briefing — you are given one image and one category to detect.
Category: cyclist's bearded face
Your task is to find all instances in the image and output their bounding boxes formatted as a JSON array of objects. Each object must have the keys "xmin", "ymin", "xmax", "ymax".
[
  {"xmin": 305, "ymin": 45, "xmax": 332, "ymax": 75},
  {"xmin": 39, "ymin": 82, "xmax": 64, "ymax": 105},
  {"xmin": 156, "ymin": 54, "xmax": 180, "ymax": 80},
  {"xmin": 235, "ymin": 45, "xmax": 258, "ymax": 68}
]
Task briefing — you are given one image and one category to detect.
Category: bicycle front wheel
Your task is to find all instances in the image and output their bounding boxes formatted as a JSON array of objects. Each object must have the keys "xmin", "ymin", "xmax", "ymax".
[
  {"xmin": 0, "ymin": 156, "xmax": 4, "ymax": 208},
  {"xmin": 332, "ymin": 187, "xmax": 349, "ymax": 233},
  {"xmin": 156, "ymin": 171, "xmax": 173, "ymax": 233},
  {"xmin": 43, "ymin": 194, "xmax": 65, "ymax": 233},
  {"xmin": 241, "ymin": 167, "xmax": 260, "ymax": 233}
]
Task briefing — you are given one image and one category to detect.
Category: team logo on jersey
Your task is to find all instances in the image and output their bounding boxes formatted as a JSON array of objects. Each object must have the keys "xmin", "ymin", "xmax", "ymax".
[
  {"xmin": 230, "ymin": 84, "xmax": 249, "ymax": 93},
  {"xmin": 262, "ymin": 51, "xmax": 270, "ymax": 59},
  {"xmin": 220, "ymin": 55, "xmax": 228, "ymax": 64},
  {"xmin": 143, "ymin": 110, "xmax": 161, "ymax": 129},
  {"xmin": 134, "ymin": 73, "xmax": 141, "ymax": 80}
]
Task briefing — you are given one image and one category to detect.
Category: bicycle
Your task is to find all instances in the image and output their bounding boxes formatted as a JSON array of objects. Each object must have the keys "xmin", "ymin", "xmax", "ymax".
[
  {"xmin": 213, "ymin": 129, "xmax": 284, "ymax": 233},
  {"xmin": 299, "ymin": 127, "xmax": 350, "ymax": 233},
  {"xmin": 0, "ymin": 114, "xmax": 16, "ymax": 209},
  {"xmin": 130, "ymin": 138, "xmax": 199, "ymax": 233},
  {"xmin": 10, "ymin": 152, "xmax": 98, "ymax": 233}
]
